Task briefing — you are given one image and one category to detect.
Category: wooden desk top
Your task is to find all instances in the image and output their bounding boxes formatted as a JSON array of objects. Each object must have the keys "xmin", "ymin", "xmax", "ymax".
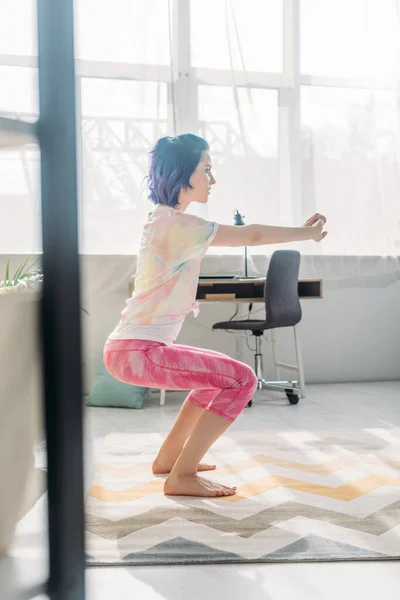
[
  {"xmin": 196, "ymin": 278, "xmax": 322, "ymax": 301},
  {"xmin": 198, "ymin": 277, "xmax": 319, "ymax": 285},
  {"xmin": 129, "ymin": 277, "xmax": 323, "ymax": 300}
]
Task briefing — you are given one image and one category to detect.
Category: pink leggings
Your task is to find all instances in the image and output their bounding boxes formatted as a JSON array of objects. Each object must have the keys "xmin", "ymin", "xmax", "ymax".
[{"xmin": 103, "ymin": 338, "xmax": 258, "ymax": 423}]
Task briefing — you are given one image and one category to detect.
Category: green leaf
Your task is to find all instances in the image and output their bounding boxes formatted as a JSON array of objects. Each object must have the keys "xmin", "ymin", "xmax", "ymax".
[
  {"xmin": 23, "ymin": 259, "xmax": 43, "ymax": 283},
  {"xmin": 13, "ymin": 255, "xmax": 32, "ymax": 282},
  {"xmin": 29, "ymin": 257, "xmax": 42, "ymax": 272},
  {"xmin": 81, "ymin": 307, "xmax": 89, "ymax": 316},
  {"xmin": 5, "ymin": 259, "xmax": 10, "ymax": 283}
]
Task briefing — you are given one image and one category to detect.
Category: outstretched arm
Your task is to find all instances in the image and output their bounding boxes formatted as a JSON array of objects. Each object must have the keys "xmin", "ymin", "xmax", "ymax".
[{"xmin": 210, "ymin": 213, "xmax": 328, "ymax": 247}]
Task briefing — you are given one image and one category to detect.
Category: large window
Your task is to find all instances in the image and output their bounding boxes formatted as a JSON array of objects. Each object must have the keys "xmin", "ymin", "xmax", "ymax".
[
  {"xmin": 190, "ymin": 0, "xmax": 283, "ymax": 73},
  {"xmin": 80, "ymin": 78, "xmax": 168, "ymax": 253},
  {"xmin": 1, "ymin": 0, "xmax": 399, "ymax": 256},
  {"xmin": 75, "ymin": 0, "xmax": 171, "ymax": 65},
  {"xmin": 301, "ymin": 0, "xmax": 399, "ymax": 80},
  {"xmin": 198, "ymin": 86, "xmax": 279, "ymax": 227},
  {"xmin": 0, "ymin": 62, "xmax": 40, "ymax": 253},
  {"xmin": 301, "ymin": 86, "xmax": 400, "ymax": 255}
]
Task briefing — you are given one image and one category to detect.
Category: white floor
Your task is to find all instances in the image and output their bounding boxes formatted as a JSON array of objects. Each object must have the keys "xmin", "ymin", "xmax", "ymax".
[{"xmin": 3, "ymin": 381, "xmax": 400, "ymax": 600}]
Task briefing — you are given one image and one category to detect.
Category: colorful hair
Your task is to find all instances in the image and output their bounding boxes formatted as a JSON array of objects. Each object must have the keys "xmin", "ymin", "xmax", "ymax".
[{"xmin": 146, "ymin": 133, "xmax": 209, "ymax": 207}]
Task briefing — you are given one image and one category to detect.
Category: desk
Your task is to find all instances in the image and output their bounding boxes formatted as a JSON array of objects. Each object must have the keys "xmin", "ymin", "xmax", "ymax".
[
  {"xmin": 129, "ymin": 277, "xmax": 323, "ymax": 300},
  {"xmin": 196, "ymin": 277, "xmax": 322, "ymax": 302},
  {"xmin": 127, "ymin": 276, "xmax": 322, "ymax": 406}
]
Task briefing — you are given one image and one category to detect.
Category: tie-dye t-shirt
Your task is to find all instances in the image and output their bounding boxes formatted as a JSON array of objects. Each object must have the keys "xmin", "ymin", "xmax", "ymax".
[{"xmin": 108, "ymin": 204, "xmax": 219, "ymax": 345}]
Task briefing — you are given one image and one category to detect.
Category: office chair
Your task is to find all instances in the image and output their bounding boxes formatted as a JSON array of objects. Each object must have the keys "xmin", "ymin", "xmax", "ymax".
[{"xmin": 212, "ymin": 250, "xmax": 305, "ymax": 406}]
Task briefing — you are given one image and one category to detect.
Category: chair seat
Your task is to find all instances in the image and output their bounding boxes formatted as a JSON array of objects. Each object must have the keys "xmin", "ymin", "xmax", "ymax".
[{"xmin": 213, "ymin": 319, "xmax": 269, "ymax": 332}]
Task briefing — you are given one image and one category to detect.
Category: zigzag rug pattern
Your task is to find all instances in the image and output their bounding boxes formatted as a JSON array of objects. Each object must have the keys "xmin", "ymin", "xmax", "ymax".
[{"xmin": 85, "ymin": 428, "xmax": 400, "ymax": 565}]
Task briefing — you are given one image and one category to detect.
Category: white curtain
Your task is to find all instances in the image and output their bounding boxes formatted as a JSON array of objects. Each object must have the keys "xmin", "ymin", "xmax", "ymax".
[
  {"xmin": 0, "ymin": 0, "xmax": 399, "ymax": 287},
  {"xmin": 296, "ymin": 0, "xmax": 400, "ymax": 287}
]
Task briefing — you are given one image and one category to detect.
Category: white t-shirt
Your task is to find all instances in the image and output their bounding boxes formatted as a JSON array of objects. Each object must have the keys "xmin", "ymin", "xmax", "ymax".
[{"xmin": 108, "ymin": 204, "xmax": 219, "ymax": 345}]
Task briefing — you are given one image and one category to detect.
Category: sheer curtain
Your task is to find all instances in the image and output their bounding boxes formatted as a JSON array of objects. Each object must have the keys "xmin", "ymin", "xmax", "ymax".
[
  {"xmin": 297, "ymin": 0, "xmax": 400, "ymax": 286},
  {"xmin": 192, "ymin": 0, "xmax": 400, "ymax": 287},
  {"xmin": 0, "ymin": 0, "xmax": 399, "ymax": 286},
  {"xmin": 75, "ymin": 0, "xmax": 172, "ymax": 254}
]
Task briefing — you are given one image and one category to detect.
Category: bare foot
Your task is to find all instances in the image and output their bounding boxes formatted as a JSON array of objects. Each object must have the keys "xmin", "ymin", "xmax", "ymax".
[
  {"xmin": 163, "ymin": 473, "xmax": 236, "ymax": 498},
  {"xmin": 152, "ymin": 458, "xmax": 216, "ymax": 475}
]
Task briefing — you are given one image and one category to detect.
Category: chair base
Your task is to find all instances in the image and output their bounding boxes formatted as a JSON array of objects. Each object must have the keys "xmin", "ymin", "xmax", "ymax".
[
  {"xmin": 257, "ymin": 379, "xmax": 300, "ymax": 394},
  {"xmin": 254, "ymin": 334, "xmax": 302, "ymax": 403}
]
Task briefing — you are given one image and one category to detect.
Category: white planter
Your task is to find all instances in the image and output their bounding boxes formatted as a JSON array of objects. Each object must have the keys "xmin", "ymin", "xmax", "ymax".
[{"xmin": 0, "ymin": 290, "xmax": 44, "ymax": 554}]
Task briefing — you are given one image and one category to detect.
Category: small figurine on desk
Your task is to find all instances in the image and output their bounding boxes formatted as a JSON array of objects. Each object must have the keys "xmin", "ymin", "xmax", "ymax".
[{"xmin": 233, "ymin": 209, "xmax": 246, "ymax": 227}]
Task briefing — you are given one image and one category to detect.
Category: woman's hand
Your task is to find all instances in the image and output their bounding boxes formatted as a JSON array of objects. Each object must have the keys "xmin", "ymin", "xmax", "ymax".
[{"xmin": 304, "ymin": 213, "xmax": 328, "ymax": 242}]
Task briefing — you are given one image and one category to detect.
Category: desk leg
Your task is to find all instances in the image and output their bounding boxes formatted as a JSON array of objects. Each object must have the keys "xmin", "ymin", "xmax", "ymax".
[
  {"xmin": 235, "ymin": 303, "xmax": 241, "ymax": 362},
  {"xmin": 294, "ymin": 326, "xmax": 306, "ymax": 398}
]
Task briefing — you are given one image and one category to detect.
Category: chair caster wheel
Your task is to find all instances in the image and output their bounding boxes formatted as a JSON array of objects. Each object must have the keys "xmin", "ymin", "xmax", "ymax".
[
  {"xmin": 286, "ymin": 392, "xmax": 299, "ymax": 405},
  {"xmin": 246, "ymin": 399, "xmax": 253, "ymax": 407}
]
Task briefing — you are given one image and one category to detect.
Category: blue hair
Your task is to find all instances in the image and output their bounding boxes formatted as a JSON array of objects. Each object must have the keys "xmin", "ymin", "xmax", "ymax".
[{"xmin": 146, "ymin": 134, "xmax": 209, "ymax": 207}]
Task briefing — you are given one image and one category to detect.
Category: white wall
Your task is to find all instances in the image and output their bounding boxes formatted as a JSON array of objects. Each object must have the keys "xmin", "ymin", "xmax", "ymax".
[
  {"xmin": 2, "ymin": 254, "xmax": 399, "ymax": 394},
  {"xmin": 180, "ymin": 283, "xmax": 400, "ymax": 385},
  {"xmin": 79, "ymin": 255, "xmax": 400, "ymax": 391}
]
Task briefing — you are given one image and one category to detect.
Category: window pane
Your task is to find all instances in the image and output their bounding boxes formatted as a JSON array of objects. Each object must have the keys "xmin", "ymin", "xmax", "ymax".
[
  {"xmin": 191, "ymin": 0, "xmax": 283, "ymax": 72},
  {"xmin": 0, "ymin": 149, "xmax": 41, "ymax": 253},
  {"xmin": 75, "ymin": 0, "xmax": 171, "ymax": 65},
  {"xmin": 0, "ymin": 65, "xmax": 40, "ymax": 253},
  {"xmin": 0, "ymin": 67, "xmax": 38, "ymax": 115},
  {"xmin": 301, "ymin": 0, "xmax": 399, "ymax": 80},
  {"xmin": 0, "ymin": 0, "xmax": 37, "ymax": 55},
  {"xmin": 301, "ymin": 86, "xmax": 400, "ymax": 254},
  {"xmin": 81, "ymin": 78, "xmax": 169, "ymax": 253},
  {"xmin": 198, "ymin": 86, "xmax": 279, "ymax": 228}
]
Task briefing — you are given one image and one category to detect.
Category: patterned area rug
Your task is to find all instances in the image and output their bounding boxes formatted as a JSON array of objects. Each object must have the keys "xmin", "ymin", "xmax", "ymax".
[{"xmin": 85, "ymin": 428, "xmax": 400, "ymax": 565}]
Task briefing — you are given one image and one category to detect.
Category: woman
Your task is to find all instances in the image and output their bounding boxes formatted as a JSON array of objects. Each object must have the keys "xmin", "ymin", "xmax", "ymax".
[{"xmin": 104, "ymin": 133, "xmax": 327, "ymax": 499}]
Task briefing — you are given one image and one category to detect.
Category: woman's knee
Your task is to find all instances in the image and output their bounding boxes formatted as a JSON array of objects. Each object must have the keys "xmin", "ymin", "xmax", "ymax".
[
  {"xmin": 219, "ymin": 365, "xmax": 257, "ymax": 422},
  {"xmin": 238, "ymin": 363, "xmax": 258, "ymax": 393}
]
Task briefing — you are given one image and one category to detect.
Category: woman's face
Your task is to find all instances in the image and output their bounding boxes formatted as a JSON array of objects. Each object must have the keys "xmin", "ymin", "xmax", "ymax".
[{"xmin": 188, "ymin": 152, "xmax": 216, "ymax": 204}]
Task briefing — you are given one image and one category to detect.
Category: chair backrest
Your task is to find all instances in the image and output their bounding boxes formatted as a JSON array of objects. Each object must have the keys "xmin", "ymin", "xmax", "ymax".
[{"xmin": 264, "ymin": 250, "xmax": 302, "ymax": 329}]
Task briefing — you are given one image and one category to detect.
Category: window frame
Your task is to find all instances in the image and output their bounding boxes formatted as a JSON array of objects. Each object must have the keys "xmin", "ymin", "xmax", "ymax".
[{"xmin": 0, "ymin": 0, "xmax": 398, "ymax": 254}]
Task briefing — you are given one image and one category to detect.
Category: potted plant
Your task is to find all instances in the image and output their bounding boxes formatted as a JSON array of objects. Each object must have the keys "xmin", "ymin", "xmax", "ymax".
[
  {"xmin": 0, "ymin": 255, "xmax": 90, "ymax": 553},
  {"xmin": 0, "ymin": 256, "xmax": 44, "ymax": 554},
  {"xmin": 0, "ymin": 256, "xmax": 44, "ymax": 293}
]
